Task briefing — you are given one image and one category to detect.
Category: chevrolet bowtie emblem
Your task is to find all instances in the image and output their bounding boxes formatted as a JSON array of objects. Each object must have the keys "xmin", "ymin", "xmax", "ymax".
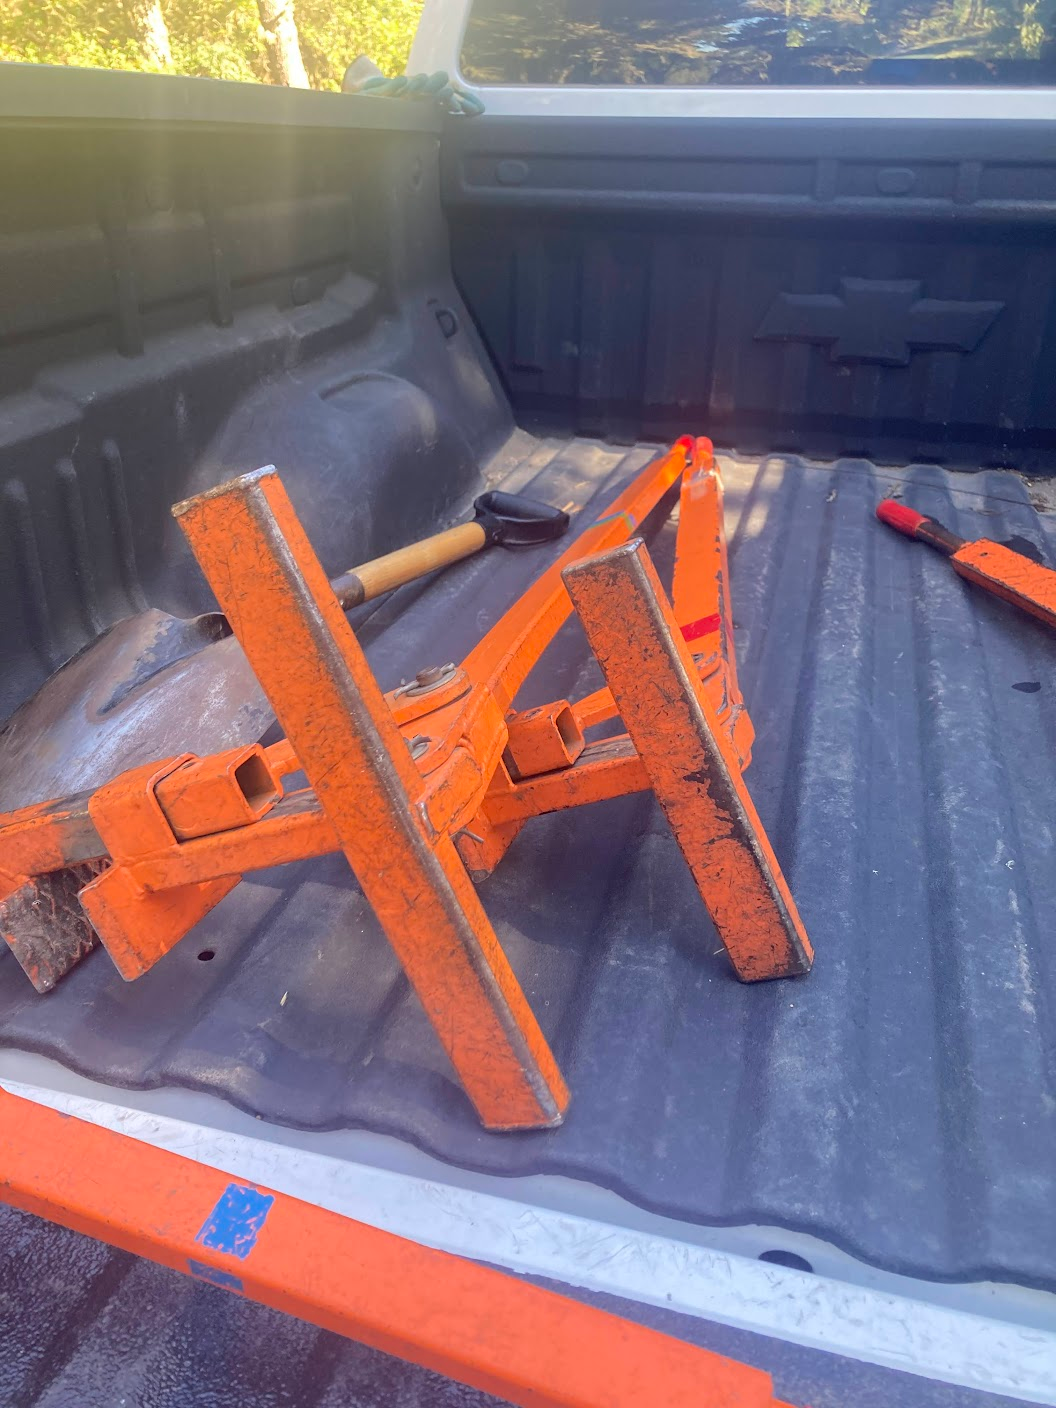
[{"xmin": 756, "ymin": 277, "xmax": 1003, "ymax": 367}]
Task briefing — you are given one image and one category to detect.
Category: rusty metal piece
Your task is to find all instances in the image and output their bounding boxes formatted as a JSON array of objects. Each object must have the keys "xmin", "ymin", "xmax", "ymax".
[
  {"xmin": 0, "ymin": 862, "xmax": 105, "ymax": 993},
  {"xmin": 128, "ymin": 789, "xmax": 336, "ymax": 892},
  {"xmin": 563, "ymin": 539, "xmax": 813, "ymax": 983},
  {"xmin": 485, "ymin": 736, "xmax": 649, "ymax": 828},
  {"xmin": 174, "ymin": 468, "xmax": 569, "ymax": 1132},
  {"xmin": 0, "ymin": 791, "xmax": 105, "ymax": 880},
  {"xmin": 504, "ymin": 702, "xmax": 585, "ymax": 780},
  {"xmin": 153, "ymin": 745, "xmax": 280, "ymax": 841}
]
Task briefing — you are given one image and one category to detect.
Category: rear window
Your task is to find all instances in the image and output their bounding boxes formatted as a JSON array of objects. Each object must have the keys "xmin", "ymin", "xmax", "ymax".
[{"xmin": 459, "ymin": 0, "xmax": 1056, "ymax": 85}]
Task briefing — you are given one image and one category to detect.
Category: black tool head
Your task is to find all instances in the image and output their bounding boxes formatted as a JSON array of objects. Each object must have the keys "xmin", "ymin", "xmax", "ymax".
[{"xmin": 473, "ymin": 491, "xmax": 570, "ymax": 547}]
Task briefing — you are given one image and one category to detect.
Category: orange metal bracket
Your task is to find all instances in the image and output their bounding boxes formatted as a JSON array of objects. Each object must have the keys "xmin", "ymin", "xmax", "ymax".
[
  {"xmin": 78, "ymin": 754, "xmax": 246, "ymax": 981},
  {"xmin": 0, "ymin": 1084, "xmax": 788, "ymax": 1408},
  {"xmin": 0, "ymin": 437, "xmax": 814, "ymax": 1130}
]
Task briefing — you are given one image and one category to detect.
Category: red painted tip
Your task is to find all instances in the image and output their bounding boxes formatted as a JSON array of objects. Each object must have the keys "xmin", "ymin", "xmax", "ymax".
[
  {"xmin": 693, "ymin": 436, "xmax": 715, "ymax": 469},
  {"xmin": 876, "ymin": 499, "xmax": 930, "ymax": 538}
]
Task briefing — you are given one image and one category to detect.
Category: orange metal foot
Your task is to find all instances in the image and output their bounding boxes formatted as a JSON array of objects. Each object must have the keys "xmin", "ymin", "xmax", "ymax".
[
  {"xmin": 563, "ymin": 540, "xmax": 813, "ymax": 983},
  {"xmin": 79, "ymin": 756, "xmax": 242, "ymax": 980},
  {"xmin": 174, "ymin": 469, "xmax": 569, "ymax": 1132}
]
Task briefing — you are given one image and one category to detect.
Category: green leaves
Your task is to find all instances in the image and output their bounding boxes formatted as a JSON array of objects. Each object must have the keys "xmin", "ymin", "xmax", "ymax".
[{"xmin": 0, "ymin": 0, "xmax": 424, "ymax": 88}]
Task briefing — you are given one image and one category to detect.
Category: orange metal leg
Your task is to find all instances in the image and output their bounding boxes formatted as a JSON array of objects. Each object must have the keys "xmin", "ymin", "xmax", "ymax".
[
  {"xmin": 672, "ymin": 444, "xmax": 753, "ymax": 769},
  {"xmin": 563, "ymin": 541, "xmax": 813, "ymax": 983},
  {"xmin": 174, "ymin": 469, "xmax": 569, "ymax": 1131},
  {"xmin": 0, "ymin": 1087, "xmax": 782, "ymax": 1408}
]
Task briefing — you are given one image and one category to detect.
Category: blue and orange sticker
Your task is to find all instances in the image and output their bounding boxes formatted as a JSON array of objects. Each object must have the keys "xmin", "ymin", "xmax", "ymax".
[{"xmin": 188, "ymin": 1182, "xmax": 275, "ymax": 1293}]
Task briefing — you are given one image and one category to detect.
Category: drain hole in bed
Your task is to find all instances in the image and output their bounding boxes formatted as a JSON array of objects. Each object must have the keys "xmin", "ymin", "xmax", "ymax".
[
  {"xmin": 758, "ymin": 1249, "xmax": 813, "ymax": 1273},
  {"xmin": 197, "ymin": 949, "xmax": 216, "ymax": 963}
]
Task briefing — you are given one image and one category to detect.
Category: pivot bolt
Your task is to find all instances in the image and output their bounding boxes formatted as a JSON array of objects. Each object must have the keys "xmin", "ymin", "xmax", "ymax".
[
  {"xmin": 396, "ymin": 662, "xmax": 459, "ymax": 697},
  {"xmin": 415, "ymin": 664, "xmax": 453, "ymax": 689}
]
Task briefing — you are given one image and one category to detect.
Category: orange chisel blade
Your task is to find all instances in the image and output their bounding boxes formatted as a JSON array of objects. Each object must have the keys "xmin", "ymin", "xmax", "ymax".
[{"xmin": 876, "ymin": 498, "xmax": 1056, "ymax": 631}]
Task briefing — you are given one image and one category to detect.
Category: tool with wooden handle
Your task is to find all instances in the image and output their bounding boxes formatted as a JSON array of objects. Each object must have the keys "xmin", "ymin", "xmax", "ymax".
[
  {"xmin": 0, "ymin": 490, "xmax": 570, "ymax": 810},
  {"xmin": 330, "ymin": 491, "xmax": 570, "ymax": 609},
  {"xmin": 876, "ymin": 498, "xmax": 1056, "ymax": 630}
]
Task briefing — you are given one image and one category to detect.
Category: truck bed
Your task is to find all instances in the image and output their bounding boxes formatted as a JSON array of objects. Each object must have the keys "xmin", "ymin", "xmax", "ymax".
[
  {"xmin": 2, "ymin": 431, "xmax": 1054, "ymax": 1295},
  {"xmin": 3, "ymin": 66, "xmax": 1056, "ymax": 1403}
]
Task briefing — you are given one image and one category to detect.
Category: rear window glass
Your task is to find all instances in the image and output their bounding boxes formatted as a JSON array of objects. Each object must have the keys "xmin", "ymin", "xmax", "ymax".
[{"xmin": 460, "ymin": 0, "xmax": 1056, "ymax": 84}]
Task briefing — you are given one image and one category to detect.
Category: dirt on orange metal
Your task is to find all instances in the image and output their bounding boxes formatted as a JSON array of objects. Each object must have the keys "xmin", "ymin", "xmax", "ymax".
[
  {"xmin": 0, "ymin": 1085, "xmax": 787, "ymax": 1408},
  {"xmin": 672, "ymin": 440, "xmax": 754, "ymax": 770},
  {"xmin": 563, "ymin": 541, "xmax": 813, "ymax": 983}
]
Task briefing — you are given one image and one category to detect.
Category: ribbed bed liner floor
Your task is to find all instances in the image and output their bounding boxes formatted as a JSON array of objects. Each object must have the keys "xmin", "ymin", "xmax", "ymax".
[{"xmin": 1, "ymin": 434, "xmax": 1054, "ymax": 1293}]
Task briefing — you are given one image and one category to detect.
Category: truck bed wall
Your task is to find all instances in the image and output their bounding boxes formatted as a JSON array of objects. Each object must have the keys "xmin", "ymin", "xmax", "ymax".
[
  {"xmin": 0, "ymin": 66, "xmax": 512, "ymax": 723},
  {"xmin": 443, "ymin": 116, "xmax": 1056, "ymax": 473}
]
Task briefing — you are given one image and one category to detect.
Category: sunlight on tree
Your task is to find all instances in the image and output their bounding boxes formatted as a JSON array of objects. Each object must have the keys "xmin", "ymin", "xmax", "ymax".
[{"xmin": 0, "ymin": 0, "xmax": 425, "ymax": 87}]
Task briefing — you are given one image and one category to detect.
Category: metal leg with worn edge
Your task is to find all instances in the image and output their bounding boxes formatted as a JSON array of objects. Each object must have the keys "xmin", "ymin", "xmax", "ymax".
[
  {"xmin": 174, "ymin": 468, "xmax": 569, "ymax": 1132},
  {"xmin": 563, "ymin": 540, "xmax": 813, "ymax": 983}
]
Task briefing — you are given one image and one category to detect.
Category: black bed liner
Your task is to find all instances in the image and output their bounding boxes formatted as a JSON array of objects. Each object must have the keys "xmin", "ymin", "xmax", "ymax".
[{"xmin": 1, "ymin": 434, "xmax": 1053, "ymax": 1293}]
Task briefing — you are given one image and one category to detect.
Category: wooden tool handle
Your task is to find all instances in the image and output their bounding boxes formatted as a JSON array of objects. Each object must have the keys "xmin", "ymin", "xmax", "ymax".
[{"xmin": 332, "ymin": 520, "xmax": 488, "ymax": 610}]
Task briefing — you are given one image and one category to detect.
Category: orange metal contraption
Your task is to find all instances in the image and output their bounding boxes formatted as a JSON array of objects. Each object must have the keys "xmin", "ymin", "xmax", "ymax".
[{"xmin": 0, "ymin": 437, "xmax": 813, "ymax": 1129}]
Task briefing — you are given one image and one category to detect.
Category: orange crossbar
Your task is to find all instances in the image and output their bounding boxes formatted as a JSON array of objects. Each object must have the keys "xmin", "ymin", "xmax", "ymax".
[
  {"xmin": 0, "ymin": 1087, "xmax": 784, "ymax": 1408},
  {"xmin": 464, "ymin": 436, "xmax": 695, "ymax": 711}
]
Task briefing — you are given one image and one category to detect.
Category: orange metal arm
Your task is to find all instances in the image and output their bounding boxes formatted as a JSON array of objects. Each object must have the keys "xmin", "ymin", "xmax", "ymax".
[
  {"xmin": 484, "ymin": 737, "xmax": 650, "ymax": 826},
  {"xmin": 464, "ymin": 436, "xmax": 697, "ymax": 712},
  {"xmin": 0, "ymin": 1086, "xmax": 782, "ymax": 1408}
]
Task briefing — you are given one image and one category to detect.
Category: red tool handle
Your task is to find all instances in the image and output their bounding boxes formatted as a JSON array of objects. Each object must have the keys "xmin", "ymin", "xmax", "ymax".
[{"xmin": 876, "ymin": 499, "xmax": 965, "ymax": 556}]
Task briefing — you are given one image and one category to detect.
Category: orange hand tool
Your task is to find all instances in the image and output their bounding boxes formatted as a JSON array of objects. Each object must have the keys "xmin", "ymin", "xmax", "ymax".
[
  {"xmin": 877, "ymin": 498, "xmax": 1056, "ymax": 630},
  {"xmin": 0, "ymin": 438, "xmax": 813, "ymax": 1129}
]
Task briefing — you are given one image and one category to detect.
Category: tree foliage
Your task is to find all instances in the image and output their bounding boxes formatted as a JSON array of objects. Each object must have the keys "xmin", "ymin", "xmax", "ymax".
[{"xmin": 0, "ymin": 0, "xmax": 425, "ymax": 87}]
